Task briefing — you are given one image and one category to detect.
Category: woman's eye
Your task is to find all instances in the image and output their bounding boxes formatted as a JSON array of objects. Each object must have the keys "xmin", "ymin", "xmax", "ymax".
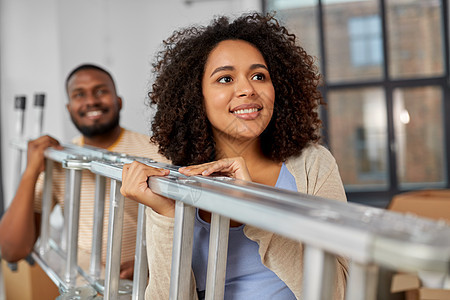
[
  {"xmin": 252, "ymin": 74, "xmax": 265, "ymax": 81},
  {"xmin": 218, "ymin": 76, "xmax": 232, "ymax": 84}
]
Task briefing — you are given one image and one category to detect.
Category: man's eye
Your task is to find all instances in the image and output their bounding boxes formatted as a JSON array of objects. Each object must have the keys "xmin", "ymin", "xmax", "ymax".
[
  {"xmin": 252, "ymin": 74, "xmax": 265, "ymax": 81},
  {"xmin": 73, "ymin": 92, "xmax": 85, "ymax": 99},
  {"xmin": 218, "ymin": 76, "xmax": 232, "ymax": 84},
  {"xmin": 95, "ymin": 89, "xmax": 107, "ymax": 96}
]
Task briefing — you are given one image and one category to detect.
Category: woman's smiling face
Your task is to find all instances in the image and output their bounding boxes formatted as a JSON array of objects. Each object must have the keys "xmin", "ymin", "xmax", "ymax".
[{"xmin": 202, "ymin": 39, "xmax": 275, "ymax": 145}]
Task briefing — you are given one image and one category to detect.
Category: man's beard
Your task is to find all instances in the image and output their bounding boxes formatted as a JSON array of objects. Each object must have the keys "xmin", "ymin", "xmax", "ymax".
[{"xmin": 71, "ymin": 114, "xmax": 120, "ymax": 138}]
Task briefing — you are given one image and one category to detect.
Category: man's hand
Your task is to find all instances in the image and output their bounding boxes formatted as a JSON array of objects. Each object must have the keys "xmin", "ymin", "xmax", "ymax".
[
  {"xmin": 0, "ymin": 135, "xmax": 61, "ymax": 262},
  {"xmin": 120, "ymin": 260, "xmax": 135, "ymax": 280},
  {"xmin": 26, "ymin": 135, "xmax": 62, "ymax": 175}
]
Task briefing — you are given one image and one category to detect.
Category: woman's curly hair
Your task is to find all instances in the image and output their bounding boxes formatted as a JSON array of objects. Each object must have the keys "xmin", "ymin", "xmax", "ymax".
[{"xmin": 150, "ymin": 12, "xmax": 324, "ymax": 166}]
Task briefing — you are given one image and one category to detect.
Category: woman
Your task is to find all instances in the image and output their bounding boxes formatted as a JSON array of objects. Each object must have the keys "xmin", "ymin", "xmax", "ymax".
[{"xmin": 121, "ymin": 12, "xmax": 348, "ymax": 299}]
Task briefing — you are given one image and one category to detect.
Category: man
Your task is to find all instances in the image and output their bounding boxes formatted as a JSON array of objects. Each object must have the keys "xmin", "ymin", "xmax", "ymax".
[{"xmin": 0, "ymin": 64, "xmax": 167, "ymax": 279}]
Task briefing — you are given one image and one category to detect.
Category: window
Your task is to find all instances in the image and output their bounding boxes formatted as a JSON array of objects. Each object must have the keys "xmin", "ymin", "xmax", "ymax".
[
  {"xmin": 328, "ymin": 88, "xmax": 388, "ymax": 190},
  {"xmin": 393, "ymin": 86, "xmax": 445, "ymax": 188},
  {"xmin": 266, "ymin": 0, "xmax": 448, "ymax": 207},
  {"xmin": 348, "ymin": 15, "xmax": 383, "ymax": 67}
]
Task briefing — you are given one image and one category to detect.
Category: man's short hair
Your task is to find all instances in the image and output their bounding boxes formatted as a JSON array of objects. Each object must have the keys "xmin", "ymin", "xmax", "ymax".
[{"xmin": 65, "ymin": 64, "xmax": 117, "ymax": 94}]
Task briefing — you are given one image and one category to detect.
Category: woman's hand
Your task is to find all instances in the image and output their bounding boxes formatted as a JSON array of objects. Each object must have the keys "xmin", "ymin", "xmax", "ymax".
[
  {"xmin": 178, "ymin": 157, "xmax": 252, "ymax": 181},
  {"xmin": 120, "ymin": 161, "xmax": 174, "ymax": 217}
]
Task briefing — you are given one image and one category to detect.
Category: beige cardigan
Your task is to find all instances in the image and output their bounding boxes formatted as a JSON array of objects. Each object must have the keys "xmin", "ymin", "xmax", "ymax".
[{"xmin": 144, "ymin": 144, "xmax": 348, "ymax": 299}]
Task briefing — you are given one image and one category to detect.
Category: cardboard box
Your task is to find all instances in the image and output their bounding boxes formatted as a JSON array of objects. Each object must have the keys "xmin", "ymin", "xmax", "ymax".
[
  {"xmin": 391, "ymin": 273, "xmax": 450, "ymax": 300},
  {"xmin": 1, "ymin": 259, "xmax": 59, "ymax": 300},
  {"xmin": 388, "ymin": 190, "xmax": 450, "ymax": 300},
  {"xmin": 388, "ymin": 190, "xmax": 450, "ymax": 222}
]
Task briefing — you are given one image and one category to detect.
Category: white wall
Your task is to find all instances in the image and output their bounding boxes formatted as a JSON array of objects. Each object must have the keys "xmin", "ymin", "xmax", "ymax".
[{"xmin": 0, "ymin": 0, "xmax": 262, "ymax": 207}]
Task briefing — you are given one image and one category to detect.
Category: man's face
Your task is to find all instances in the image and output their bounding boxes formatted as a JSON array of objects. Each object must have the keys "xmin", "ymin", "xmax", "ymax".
[{"xmin": 66, "ymin": 69, "xmax": 122, "ymax": 137}]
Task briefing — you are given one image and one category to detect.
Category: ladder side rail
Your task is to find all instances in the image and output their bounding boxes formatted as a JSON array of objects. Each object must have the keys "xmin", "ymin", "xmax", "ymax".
[
  {"xmin": 148, "ymin": 176, "xmax": 371, "ymax": 261},
  {"xmin": 132, "ymin": 203, "xmax": 149, "ymax": 300},
  {"xmin": 103, "ymin": 179, "xmax": 125, "ymax": 300},
  {"xmin": 147, "ymin": 175, "xmax": 450, "ymax": 272},
  {"xmin": 204, "ymin": 213, "xmax": 230, "ymax": 300},
  {"xmin": 90, "ymin": 174, "xmax": 106, "ymax": 279}
]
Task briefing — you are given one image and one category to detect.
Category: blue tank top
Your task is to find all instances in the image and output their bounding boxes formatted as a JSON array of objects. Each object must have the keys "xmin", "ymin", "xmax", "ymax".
[{"xmin": 192, "ymin": 163, "xmax": 297, "ymax": 299}]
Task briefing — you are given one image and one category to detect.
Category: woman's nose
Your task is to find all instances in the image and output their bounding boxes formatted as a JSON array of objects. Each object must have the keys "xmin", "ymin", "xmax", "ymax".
[{"xmin": 236, "ymin": 78, "xmax": 256, "ymax": 98}]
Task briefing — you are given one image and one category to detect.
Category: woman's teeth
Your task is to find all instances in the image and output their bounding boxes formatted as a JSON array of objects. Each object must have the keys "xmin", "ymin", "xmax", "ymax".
[{"xmin": 232, "ymin": 108, "xmax": 259, "ymax": 115}]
